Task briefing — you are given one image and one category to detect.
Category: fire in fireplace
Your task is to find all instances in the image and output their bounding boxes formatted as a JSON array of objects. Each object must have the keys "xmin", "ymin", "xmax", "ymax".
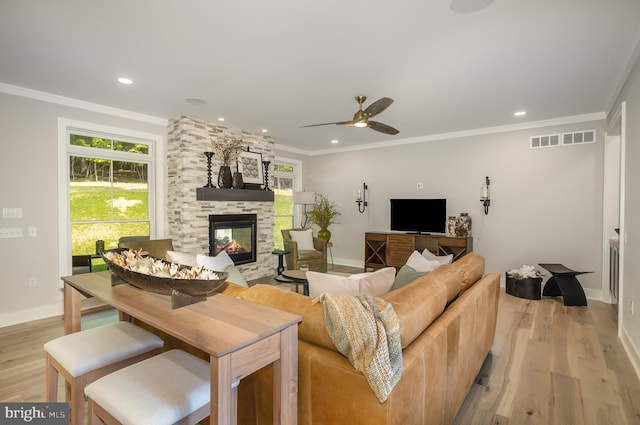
[{"xmin": 208, "ymin": 214, "xmax": 257, "ymax": 265}]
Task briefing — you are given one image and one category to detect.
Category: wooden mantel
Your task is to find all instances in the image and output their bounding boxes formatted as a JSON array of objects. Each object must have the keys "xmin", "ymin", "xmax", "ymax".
[{"xmin": 196, "ymin": 187, "xmax": 275, "ymax": 202}]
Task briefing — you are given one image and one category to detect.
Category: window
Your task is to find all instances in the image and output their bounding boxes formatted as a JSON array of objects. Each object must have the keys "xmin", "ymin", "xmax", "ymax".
[
  {"xmin": 59, "ymin": 119, "xmax": 162, "ymax": 275},
  {"xmin": 272, "ymin": 159, "xmax": 301, "ymax": 249}
]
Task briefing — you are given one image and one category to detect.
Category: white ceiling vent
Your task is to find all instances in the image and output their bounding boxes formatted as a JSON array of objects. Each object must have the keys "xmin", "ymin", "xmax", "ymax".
[
  {"xmin": 530, "ymin": 130, "xmax": 595, "ymax": 149},
  {"xmin": 530, "ymin": 134, "xmax": 560, "ymax": 149},
  {"xmin": 562, "ymin": 130, "xmax": 595, "ymax": 145}
]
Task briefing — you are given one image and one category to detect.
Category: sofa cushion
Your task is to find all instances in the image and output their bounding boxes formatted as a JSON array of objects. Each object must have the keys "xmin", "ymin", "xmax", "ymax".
[
  {"xmin": 196, "ymin": 252, "xmax": 234, "ymax": 271},
  {"xmin": 391, "ymin": 265, "xmax": 429, "ymax": 292},
  {"xmin": 224, "ymin": 265, "xmax": 248, "ymax": 288},
  {"xmin": 449, "ymin": 252, "xmax": 485, "ymax": 293},
  {"xmin": 421, "ymin": 249, "xmax": 453, "ymax": 265},
  {"xmin": 166, "ymin": 250, "xmax": 197, "ymax": 266},
  {"xmin": 118, "ymin": 239, "xmax": 174, "ymax": 260},
  {"xmin": 382, "ymin": 274, "xmax": 449, "ymax": 349},
  {"xmin": 406, "ymin": 251, "xmax": 440, "ymax": 272},
  {"xmin": 289, "ymin": 228, "xmax": 315, "ymax": 251},
  {"xmin": 240, "ymin": 284, "xmax": 337, "ymax": 352},
  {"xmin": 307, "ymin": 267, "xmax": 395, "ymax": 298}
]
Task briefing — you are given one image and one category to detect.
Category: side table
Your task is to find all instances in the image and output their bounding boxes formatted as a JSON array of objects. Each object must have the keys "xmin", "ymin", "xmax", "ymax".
[
  {"xmin": 272, "ymin": 249, "xmax": 289, "ymax": 275},
  {"xmin": 282, "ymin": 270, "xmax": 309, "ymax": 296},
  {"xmin": 539, "ymin": 263, "xmax": 590, "ymax": 306}
]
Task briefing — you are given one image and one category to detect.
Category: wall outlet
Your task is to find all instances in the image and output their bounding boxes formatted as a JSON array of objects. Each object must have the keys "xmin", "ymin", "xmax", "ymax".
[
  {"xmin": 27, "ymin": 226, "xmax": 37, "ymax": 237},
  {"xmin": 416, "ymin": 182, "xmax": 424, "ymax": 189},
  {"xmin": 28, "ymin": 277, "xmax": 38, "ymax": 288},
  {"xmin": 0, "ymin": 227, "xmax": 22, "ymax": 238}
]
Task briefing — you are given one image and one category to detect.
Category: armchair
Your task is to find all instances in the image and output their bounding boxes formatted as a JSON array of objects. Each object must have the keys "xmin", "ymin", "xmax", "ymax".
[{"xmin": 281, "ymin": 228, "xmax": 327, "ymax": 273}]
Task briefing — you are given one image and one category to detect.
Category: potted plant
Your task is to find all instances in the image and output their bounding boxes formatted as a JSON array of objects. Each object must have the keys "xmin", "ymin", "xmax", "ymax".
[
  {"xmin": 307, "ymin": 193, "xmax": 340, "ymax": 242},
  {"xmin": 506, "ymin": 265, "xmax": 545, "ymax": 300}
]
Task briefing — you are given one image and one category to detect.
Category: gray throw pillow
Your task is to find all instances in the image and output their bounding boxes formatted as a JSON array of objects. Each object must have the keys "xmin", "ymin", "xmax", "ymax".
[{"xmin": 391, "ymin": 265, "xmax": 429, "ymax": 291}]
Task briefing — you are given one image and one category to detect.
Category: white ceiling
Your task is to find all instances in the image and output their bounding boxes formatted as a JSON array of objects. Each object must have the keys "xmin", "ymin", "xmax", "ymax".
[{"xmin": 1, "ymin": 0, "xmax": 639, "ymax": 153}]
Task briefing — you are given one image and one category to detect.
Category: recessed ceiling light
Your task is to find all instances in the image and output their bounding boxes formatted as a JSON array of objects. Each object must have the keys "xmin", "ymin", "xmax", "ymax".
[
  {"xmin": 331, "ymin": 139, "xmax": 339, "ymax": 144},
  {"xmin": 117, "ymin": 77, "xmax": 133, "ymax": 85},
  {"xmin": 261, "ymin": 129, "xmax": 268, "ymax": 133},
  {"xmin": 218, "ymin": 118, "xmax": 225, "ymax": 122},
  {"xmin": 514, "ymin": 111, "xmax": 527, "ymax": 117},
  {"xmin": 184, "ymin": 97, "xmax": 206, "ymax": 105}
]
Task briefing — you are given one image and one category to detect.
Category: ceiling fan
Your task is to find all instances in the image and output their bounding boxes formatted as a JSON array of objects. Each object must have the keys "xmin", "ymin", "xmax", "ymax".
[{"xmin": 301, "ymin": 96, "xmax": 399, "ymax": 135}]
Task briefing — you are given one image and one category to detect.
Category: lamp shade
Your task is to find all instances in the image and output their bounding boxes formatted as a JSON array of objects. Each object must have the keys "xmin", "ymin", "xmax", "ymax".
[{"xmin": 293, "ymin": 191, "xmax": 316, "ymax": 205}]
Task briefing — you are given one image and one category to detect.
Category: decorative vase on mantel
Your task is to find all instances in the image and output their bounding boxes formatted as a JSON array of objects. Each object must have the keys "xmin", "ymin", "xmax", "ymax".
[
  {"xmin": 232, "ymin": 172, "xmax": 244, "ymax": 189},
  {"xmin": 218, "ymin": 165, "xmax": 233, "ymax": 189},
  {"xmin": 317, "ymin": 228, "xmax": 331, "ymax": 242}
]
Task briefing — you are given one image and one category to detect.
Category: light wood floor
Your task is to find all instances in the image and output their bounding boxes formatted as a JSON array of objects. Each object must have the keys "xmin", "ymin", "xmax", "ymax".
[
  {"xmin": 2, "ymin": 277, "xmax": 639, "ymax": 424},
  {"xmin": 454, "ymin": 291, "xmax": 640, "ymax": 425}
]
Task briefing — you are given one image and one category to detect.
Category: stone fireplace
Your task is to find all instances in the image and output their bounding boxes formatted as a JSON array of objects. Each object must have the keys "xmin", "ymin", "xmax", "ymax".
[{"xmin": 166, "ymin": 116, "xmax": 275, "ymax": 280}]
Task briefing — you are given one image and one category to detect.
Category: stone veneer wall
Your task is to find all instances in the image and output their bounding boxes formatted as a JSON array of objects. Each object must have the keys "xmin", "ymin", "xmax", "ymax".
[{"xmin": 167, "ymin": 116, "xmax": 275, "ymax": 280}]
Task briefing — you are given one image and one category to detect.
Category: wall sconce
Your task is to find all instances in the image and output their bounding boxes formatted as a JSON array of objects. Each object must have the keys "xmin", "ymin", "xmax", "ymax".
[
  {"xmin": 356, "ymin": 183, "xmax": 368, "ymax": 213},
  {"xmin": 293, "ymin": 191, "xmax": 316, "ymax": 228},
  {"xmin": 480, "ymin": 176, "xmax": 490, "ymax": 215}
]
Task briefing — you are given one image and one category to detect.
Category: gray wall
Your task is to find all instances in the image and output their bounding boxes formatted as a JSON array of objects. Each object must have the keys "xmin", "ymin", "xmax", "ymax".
[
  {"xmin": 0, "ymin": 92, "xmax": 167, "ymax": 326},
  {"xmin": 302, "ymin": 121, "xmax": 605, "ymax": 297},
  {"xmin": 611, "ymin": 49, "xmax": 640, "ymax": 369}
]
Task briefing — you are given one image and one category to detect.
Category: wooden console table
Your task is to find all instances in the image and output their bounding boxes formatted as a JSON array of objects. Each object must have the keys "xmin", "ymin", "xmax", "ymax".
[
  {"xmin": 62, "ymin": 271, "xmax": 301, "ymax": 425},
  {"xmin": 364, "ymin": 232, "xmax": 473, "ymax": 270}
]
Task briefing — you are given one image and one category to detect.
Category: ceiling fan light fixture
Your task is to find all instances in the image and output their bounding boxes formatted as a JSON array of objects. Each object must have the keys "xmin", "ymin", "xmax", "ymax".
[{"xmin": 354, "ymin": 121, "xmax": 368, "ymax": 128}]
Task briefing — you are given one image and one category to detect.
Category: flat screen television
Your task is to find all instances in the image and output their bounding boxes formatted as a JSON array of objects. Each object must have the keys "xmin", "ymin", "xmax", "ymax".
[{"xmin": 390, "ymin": 198, "xmax": 446, "ymax": 234}]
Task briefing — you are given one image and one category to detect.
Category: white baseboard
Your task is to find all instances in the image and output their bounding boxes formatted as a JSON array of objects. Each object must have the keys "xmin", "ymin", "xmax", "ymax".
[
  {"xmin": 621, "ymin": 327, "xmax": 640, "ymax": 380},
  {"xmin": 0, "ymin": 302, "xmax": 62, "ymax": 328}
]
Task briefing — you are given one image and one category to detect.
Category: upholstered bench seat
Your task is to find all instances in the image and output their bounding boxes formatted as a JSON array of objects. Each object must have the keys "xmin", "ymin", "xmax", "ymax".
[
  {"xmin": 85, "ymin": 349, "xmax": 211, "ymax": 425},
  {"xmin": 44, "ymin": 321, "xmax": 165, "ymax": 425},
  {"xmin": 45, "ymin": 321, "xmax": 164, "ymax": 377}
]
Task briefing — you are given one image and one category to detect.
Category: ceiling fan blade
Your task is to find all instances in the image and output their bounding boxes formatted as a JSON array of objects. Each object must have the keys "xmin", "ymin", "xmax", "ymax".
[
  {"xmin": 363, "ymin": 97, "xmax": 394, "ymax": 118},
  {"xmin": 299, "ymin": 122, "xmax": 341, "ymax": 128},
  {"xmin": 368, "ymin": 121, "xmax": 400, "ymax": 135},
  {"xmin": 336, "ymin": 121, "xmax": 355, "ymax": 126}
]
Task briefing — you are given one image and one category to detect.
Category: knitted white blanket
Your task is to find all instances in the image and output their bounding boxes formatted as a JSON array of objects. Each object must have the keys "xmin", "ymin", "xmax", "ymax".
[{"xmin": 312, "ymin": 292, "xmax": 402, "ymax": 403}]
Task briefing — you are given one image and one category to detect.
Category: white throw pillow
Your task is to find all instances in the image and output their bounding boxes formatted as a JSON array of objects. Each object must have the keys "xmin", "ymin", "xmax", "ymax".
[
  {"xmin": 289, "ymin": 229, "xmax": 315, "ymax": 251},
  {"xmin": 307, "ymin": 267, "xmax": 395, "ymax": 298},
  {"xmin": 196, "ymin": 251, "xmax": 234, "ymax": 271},
  {"xmin": 165, "ymin": 250, "xmax": 197, "ymax": 266},
  {"xmin": 224, "ymin": 265, "xmax": 248, "ymax": 288},
  {"xmin": 406, "ymin": 250, "xmax": 441, "ymax": 273},
  {"xmin": 421, "ymin": 249, "xmax": 453, "ymax": 265}
]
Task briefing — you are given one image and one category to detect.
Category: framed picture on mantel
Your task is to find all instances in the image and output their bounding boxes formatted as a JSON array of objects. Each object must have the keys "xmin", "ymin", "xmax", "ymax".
[{"xmin": 238, "ymin": 150, "xmax": 263, "ymax": 185}]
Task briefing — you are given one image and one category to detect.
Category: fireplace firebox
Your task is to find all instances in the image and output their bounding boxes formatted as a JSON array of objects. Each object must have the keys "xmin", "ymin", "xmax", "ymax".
[{"xmin": 209, "ymin": 214, "xmax": 257, "ymax": 265}]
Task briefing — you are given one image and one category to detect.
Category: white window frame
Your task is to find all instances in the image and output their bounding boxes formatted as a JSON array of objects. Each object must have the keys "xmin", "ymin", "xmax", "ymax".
[
  {"xmin": 273, "ymin": 156, "xmax": 303, "ymax": 227},
  {"xmin": 57, "ymin": 118, "xmax": 166, "ymax": 282}
]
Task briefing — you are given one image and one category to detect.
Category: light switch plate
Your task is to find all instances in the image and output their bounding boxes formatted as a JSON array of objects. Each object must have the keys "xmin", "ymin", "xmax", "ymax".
[{"xmin": 0, "ymin": 227, "xmax": 22, "ymax": 238}]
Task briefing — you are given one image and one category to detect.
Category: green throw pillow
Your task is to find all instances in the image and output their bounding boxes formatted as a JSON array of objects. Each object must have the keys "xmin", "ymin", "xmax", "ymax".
[{"xmin": 391, "ymin": 265, "xmax": 429, "ymax": 291}]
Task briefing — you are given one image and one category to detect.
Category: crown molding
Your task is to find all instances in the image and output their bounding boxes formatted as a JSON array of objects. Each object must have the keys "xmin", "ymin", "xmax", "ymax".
[
  {"xmin": 304, "ymin": 112, "xmax": 606, "ymax": 156},
  {"xmin": 0, "ymin": 82, "xmax": 168, "ymax": 127}
]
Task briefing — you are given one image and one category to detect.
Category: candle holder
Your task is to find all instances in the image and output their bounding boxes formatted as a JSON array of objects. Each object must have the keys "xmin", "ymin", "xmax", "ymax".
[
  {"xmin": 262, "ymin": 160, "xmax": 271, "ymax": 191},
  {"xmin": 204, "ymin": 151, "xmax": 215, "ymax": 188}
]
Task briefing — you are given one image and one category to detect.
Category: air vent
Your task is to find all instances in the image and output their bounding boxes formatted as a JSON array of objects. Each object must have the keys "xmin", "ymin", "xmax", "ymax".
[
  {"xmin": 530, "ymin": 130, "xmax": 595, "ymax": 149},
  {"xmin": 562, "ymin": 130, "xmax": 595, "ymax": 145},
  {"xmin": 530, "ymin": 134, "xmax": 560, "ymax": 149}
]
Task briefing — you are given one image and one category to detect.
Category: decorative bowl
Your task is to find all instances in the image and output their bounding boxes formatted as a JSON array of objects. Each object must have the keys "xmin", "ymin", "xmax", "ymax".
[{"xmin": 101, "ymin": 251, "xmax": 228, "ymax": 297}]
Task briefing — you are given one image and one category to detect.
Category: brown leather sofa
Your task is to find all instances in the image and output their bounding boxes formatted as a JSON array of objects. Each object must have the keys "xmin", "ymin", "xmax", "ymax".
[{"xmin": 222, "ymin": 252, "xmax": 500, "ymax": 425}]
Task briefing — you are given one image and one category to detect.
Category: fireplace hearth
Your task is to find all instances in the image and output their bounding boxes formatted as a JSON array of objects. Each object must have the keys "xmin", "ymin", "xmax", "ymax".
[{"xmin": 209, "ymin": 214, "xmax": 257, "ymax": 265}]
